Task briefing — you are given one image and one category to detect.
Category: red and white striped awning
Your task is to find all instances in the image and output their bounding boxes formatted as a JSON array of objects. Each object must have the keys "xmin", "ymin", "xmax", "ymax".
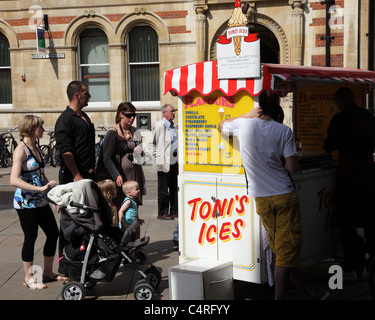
[
  {"xmin": 163, "ymin": 61, "xmax": 375, "ymax": 97},
  {"xmin": 163, "ymin": 60, "xmax": 273, "ymax": 97},
  {"xmin": 265, "ymin": 63, "xmax": 375, "ymax": 84}
]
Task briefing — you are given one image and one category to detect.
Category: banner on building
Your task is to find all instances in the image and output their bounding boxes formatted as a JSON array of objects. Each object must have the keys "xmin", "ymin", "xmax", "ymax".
[{"xmin": 36, "ymin": 28, "xmax": 46, "ymax": 53}]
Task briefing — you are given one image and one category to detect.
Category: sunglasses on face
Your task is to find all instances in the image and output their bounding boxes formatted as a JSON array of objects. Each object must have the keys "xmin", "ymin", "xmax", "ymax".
[{"xmin": 122, "ymin": 112, "xmax": 137, "ymax": 118}]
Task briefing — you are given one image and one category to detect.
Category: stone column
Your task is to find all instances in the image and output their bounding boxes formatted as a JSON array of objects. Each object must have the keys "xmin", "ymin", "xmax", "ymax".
[
  {"xmin": 289, "ymin": 0, "xmax": 306, "ymax": 65},
  {"xmin": 194, "ymin": 3, "xmax": 208, "ymax": 62}
]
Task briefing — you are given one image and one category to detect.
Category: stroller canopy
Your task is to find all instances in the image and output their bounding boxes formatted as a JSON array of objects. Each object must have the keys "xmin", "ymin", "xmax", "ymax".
[{"xmin": 47, "ymin": 179, "xmax": 111, "ymax": 235}]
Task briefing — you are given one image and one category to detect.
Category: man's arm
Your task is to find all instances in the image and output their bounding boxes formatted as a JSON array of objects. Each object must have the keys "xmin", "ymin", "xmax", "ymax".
[
  {"xmin": 218, "ymin": 107, "xmax": 262, "ymax": 132},
  {"xmin": 61, "ymin": 152, "xmax": 83, "ymax": 182},
  {"xmin": 284, "ymin": 156, "xmax": 299, "ymax": 175},
  {"xmin": 323, "ymin": 114, "xmax": 340, "ymax": 153}
]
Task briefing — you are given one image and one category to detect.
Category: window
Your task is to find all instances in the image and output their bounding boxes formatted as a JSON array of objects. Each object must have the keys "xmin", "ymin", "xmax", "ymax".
[
  {"xmin": 79, "ymin": 28, "xmax": 110, "ymax": 105},
  {"xmin": 128, "ymin": 26, "xmax": 160, "ymax": 104},
  {"xmin": 0, "ymin": 33, "xmax": 11, "ymax": 105}
]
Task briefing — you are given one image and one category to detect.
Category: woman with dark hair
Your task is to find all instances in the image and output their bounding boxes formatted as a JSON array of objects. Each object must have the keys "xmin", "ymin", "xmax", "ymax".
[{"xmin": 97, "ymin": 102, "xmax": 145, "ymax": 208}]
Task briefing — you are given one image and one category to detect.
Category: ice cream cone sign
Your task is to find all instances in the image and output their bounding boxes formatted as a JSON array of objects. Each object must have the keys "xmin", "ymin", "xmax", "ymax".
[
  {"xmin": 228, "ymin": 0, "xmax": 248, "ymax": 55},
  {"xmin": 216, "ymin": 0, "xmax": 260, "ymax": 79}
]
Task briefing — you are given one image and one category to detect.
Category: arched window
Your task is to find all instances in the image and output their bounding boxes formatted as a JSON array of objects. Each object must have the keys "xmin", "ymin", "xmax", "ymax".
[
  {"xmin": 128, "ymin": 26, "xmax": 159, "ymax": 104},
  {"xmin": 248, "ymin": 23, "xmax": 279, "ymax": 63},
  {"xmin": 79, "ymin": 28, "xmax": 110, "ymax": 105},
  {"xmin": 0, "ymin": 33, "xmax": 11, "ymax": 105}
]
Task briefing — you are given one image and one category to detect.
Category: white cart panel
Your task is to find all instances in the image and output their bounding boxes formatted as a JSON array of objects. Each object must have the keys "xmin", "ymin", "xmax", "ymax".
[{"xmin": 178, "ymin": 174, "xmax": 265, "ymax": 284}]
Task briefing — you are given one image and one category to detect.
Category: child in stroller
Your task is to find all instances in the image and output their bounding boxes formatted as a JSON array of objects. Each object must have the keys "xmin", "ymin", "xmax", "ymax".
[{"xmin": 46, "ymin": 179, "xmax": 161, "ymax": 300}]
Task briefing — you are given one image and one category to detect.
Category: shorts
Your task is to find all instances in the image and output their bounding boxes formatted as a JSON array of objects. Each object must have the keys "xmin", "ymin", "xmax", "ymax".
[{"xmin": 255, "ymin": 191, "xmax": 303, "ymax": 268}]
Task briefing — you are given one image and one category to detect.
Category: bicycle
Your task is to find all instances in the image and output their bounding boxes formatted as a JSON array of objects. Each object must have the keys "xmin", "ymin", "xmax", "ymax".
[
  {"xmin": 40, "ymin": 138, "xmax": 50, "ymax": 165},
  {"xmin": 40, "ymin": 131, "xmax": 61, "ymax": 167},
  {"xmin": 95, "ymin": 126, "xmax": 107, "ymax": 165},
  {"xmin": 0, "ymin": 127, "xmax": 18, "ymax": 168}
]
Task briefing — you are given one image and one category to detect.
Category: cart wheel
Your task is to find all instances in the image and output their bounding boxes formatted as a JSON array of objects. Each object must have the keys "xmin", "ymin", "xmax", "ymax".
[
  {"xmin": 368, "ymin": 256, "xmax": 375, "ymax": 300},
  {"xmin": 134, "ymin": 280, "xmax": 154, "ymax": 300},
  {"xmin": 62, "ymin": 281, "xmax": 85, "ymax": 300},
  {"xmin": 145, "ymin": 268, "xmax": 161, "ymax": 288}
]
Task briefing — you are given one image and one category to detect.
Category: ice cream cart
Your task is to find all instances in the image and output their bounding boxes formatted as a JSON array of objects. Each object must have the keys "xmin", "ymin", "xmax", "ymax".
[{"xmin": 164, "ymin": 61, "xmax": 375, "ymax": 286}]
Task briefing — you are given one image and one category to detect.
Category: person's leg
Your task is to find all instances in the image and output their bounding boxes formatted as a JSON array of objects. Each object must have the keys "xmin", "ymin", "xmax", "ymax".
[
  {"xmin": 157, "ymin": 171, "xmax": 173, "ymax": 218},
  {"xmin": 274, "ymin": 266, "xmax": 291, "ymax": 300},
  {"xmin": 17, "ymin": 208, "xmax": 39, "ymax": 271},
  {"xmin": 169, "ymin": 163, "xmax": 178, "ymax": 216},
  {"xmin": 339, "ymin": 223, "xmax": 358, "ymax": 273},
  {"xmin": 16, "ymin": 208, "xmax": 47, "ymax": 289},
  {"xmin": 289, "ymin": 268, "xmax": 313, "ymax": 299},
  {"xmin": 273, "ymin": 192, "xmax": 306, "ymax": 299},
  {"xmin": 37, "ymin": 205, "xmax": 63, "ymax": 279}
]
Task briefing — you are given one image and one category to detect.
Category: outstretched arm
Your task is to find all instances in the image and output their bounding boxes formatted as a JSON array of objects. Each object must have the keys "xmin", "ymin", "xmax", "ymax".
[{"xmin": 218, "ymin": 107, "xmax": 262, "ymax": 132}]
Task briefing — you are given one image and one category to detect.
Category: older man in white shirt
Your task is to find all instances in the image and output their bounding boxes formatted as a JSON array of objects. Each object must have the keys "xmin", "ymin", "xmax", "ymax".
[{"xmin": 153, "ymin": 104, "xmax": 178, "ymax": 220}]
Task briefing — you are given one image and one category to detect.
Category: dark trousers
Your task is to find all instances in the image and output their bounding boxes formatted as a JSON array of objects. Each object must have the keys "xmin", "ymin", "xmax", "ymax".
[
  {"xmin": 340, "ymin": 223, "xmax": 375, "ymax": 273},
  {"xmin": 157, "ymin": 163, "xmax": 178, "ymax": 216},
  {"xmin": 336, "ymin": 167, "xmax": 375, "ymax": 273},
  {"xmin": 58, "ymin": 166, "xmax": 97, "ymax": 185},
  {"xmin": 16, "ymin": 206, "xmax": 59, "ymax": 262}
]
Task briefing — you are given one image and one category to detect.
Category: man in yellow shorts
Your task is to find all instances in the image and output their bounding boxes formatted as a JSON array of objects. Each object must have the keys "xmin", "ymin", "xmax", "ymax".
[{"xmin": 219, "ymin": 90, "xmax": 324, "ymax": 300}]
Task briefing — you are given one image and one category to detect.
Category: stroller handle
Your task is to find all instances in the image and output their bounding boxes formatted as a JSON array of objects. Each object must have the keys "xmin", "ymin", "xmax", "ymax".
[
  {"xmin": 120, "ymin": 219, "xmax": 141, "ymax": 245},
  {"xmin": 69, "ymin": 201, "xmax": 101, "ymax": 212}
]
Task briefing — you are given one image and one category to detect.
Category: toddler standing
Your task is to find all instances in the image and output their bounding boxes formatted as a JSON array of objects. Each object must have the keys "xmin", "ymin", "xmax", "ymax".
[{"xmin": 118, "ymin": 180, "xmax": 144, "ymax": 239}]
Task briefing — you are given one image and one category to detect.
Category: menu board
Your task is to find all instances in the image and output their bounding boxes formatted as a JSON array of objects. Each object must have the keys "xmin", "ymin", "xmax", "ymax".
[
  {"xmin": 296, "ymin": 84, "xmax": 363, "ymax": 153},
  {"xmin": 182, "ymin": 91, "xmax": 255, "ymax": 174}
]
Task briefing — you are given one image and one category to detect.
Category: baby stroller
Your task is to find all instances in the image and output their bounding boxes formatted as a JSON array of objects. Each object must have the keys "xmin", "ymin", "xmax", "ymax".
[{"xmin": 45, "ymin": 179, "xmax": 161, "ymax": 300}]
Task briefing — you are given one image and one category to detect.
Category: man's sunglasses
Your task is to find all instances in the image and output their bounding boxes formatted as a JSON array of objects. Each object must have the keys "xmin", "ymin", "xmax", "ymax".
[{"xmin": 122, "ymin": 112, "xmax": 137, "ymax": 118}]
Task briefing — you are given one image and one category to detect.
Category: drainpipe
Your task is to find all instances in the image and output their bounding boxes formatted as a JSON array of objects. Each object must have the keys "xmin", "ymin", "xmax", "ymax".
[{"xmin": 320, "ymin": 0, "xmax": 335, "ymax": 67}]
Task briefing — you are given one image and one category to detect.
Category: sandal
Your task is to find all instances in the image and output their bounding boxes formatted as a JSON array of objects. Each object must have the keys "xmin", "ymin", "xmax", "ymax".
[
  {"xmin": 43, "ymin": 274, "xmax": 69, "ymax": 283},
  {"xmin": 23, "ymin": 279, "xmax": 47, "ymax": 290}
]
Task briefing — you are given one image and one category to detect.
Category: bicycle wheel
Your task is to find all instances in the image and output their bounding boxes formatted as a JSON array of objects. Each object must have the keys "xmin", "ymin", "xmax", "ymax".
[
  {"xmin": 0, "ymin": 147, "xmax": 10, "ymax": 168},
  {"xmin": 51, "ymin": 145, "xmax": 60, "ymax": 167},
  {"xmin": 40, "ymin": 145, "xmax": 50, "ymax": 165},
  {"xmin": 95, "ymin": 143, "xmax": 101, "ymax": 165},
  {"xmin": 368, "ymin": 255, "xmax": 375, "ymax": 300}
]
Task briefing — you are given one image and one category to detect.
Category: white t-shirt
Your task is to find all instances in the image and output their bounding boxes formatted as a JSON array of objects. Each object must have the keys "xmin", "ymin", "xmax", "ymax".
[{"xmin": 222, "ymin": 118, "xmax": 298, "ymax": 197}]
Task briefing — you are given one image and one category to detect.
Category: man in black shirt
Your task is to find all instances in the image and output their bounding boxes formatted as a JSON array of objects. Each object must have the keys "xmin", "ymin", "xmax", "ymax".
[
  {"xmin": 324, "ymin": 87, "xmax": 375, "ymax": 280},
  {"xmin": 54, "ymin": 81, "xmax": 97, "ymax": 276},
  {"xmin": 55, "ymin": 81, "xmax": 96, "ymax": 184}
]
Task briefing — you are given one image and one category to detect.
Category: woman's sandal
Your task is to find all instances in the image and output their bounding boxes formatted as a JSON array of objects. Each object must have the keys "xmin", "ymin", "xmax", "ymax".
[
  {"xmin": 23, "ymin": 279, "xmax": 47, "ymax": 290},
  {"xmin": 43, "ymin": 274, "xmax": 69, "ymax": 283}
]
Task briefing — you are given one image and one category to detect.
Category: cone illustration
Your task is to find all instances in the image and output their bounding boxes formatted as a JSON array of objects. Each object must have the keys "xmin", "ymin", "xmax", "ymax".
[
  {"xmin": 228, "ymin": 23, "xmax": 246, "ymax": 55},
  {"xmin": 228, "ymin": 0, "xmax": 248, "ymax": 56},
  {"xmin": 218, "ymin": 107, "xmax": 225, "ymax": 121}
]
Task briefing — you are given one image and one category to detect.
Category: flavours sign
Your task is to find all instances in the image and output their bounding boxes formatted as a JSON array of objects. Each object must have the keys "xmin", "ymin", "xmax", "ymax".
[{"xmin": 182, "ymin": 91, "xmax": 255, "ymax": 175}]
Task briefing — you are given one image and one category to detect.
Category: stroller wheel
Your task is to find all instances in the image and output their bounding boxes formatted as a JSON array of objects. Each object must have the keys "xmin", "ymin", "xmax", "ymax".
[
  {"xmin": 145, "ymin": 268, "xmax": 161, "ymax": 288},
  {"xmin": 134, "ymin": 280, "xmax": 154, "ymax": 300},
  {"xmin": 62, "ymin": 281, "xmax": 85, "ymax": 300}
]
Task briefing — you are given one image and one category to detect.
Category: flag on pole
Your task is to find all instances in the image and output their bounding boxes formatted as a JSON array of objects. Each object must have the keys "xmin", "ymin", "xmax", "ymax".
[{"xmin": 36, "ymin": 28, "xmax": 46, "ymax": 53}]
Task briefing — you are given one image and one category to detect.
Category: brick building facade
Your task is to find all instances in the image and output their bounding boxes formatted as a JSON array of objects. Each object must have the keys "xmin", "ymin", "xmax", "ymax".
[{"xmin": 0, "ymin": 0, "xmax": 374, "ymax": 138}]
